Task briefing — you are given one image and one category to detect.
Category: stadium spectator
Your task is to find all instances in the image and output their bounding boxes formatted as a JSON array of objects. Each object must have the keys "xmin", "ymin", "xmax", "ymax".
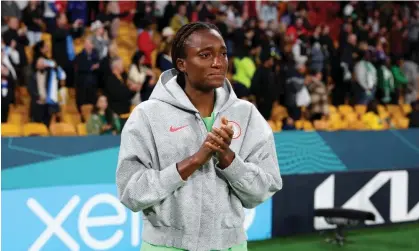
[
  {"xmin": 170, "ymin": 3, "xmax": 189, "ymax": 32},
  {"xmin": 391, "ymin": 58, "xmax": 409, "ymax": 104},
  {"xmin": 232, "ymin": 44, "xmax": 259, "ymax": 98},
  {"xmin": 282, "ymin": 117, "xmax": 296, "ymax": 130},
  {"xmin": 51, "ymin": 13, "xmax": 83, "ymax": 88},
  {"xmin": 104, "ymin": 57, "xmax": 139, "ymax": 115},
  {"xmin": 2, "ymin": 17, "xmax": 30, "ymax": 87},
  {"xmin": 29, "ymin": 41, "xmax": 66, "ymax": 126},
  {"xmin": 157, "ymin": 42, "xmax": 173, "ymax": 72},
  {"xmin": 86, "ymin": 95, "xmax": 121, "ymax": 135},
  {"xmin": 98, "ymin": 40, "xmax": 119, "ymax": 89},
  {"xmin": 1, "ymin": 39, "xmax": 19, "ymax": 82},
  {"xmin": 400, "ymin": 59, "xmax": 419, "ymax": 104},
  {"xmin": 128, "ymin": 51, "xmax": 156, "ymax": 105},
  {"xmin": 1, "ymin": 65, "xmax": 15, "ymax": 123},
  {"xmin": 75, "ymin": 37, "xmax": 100, "ymax": 111},
  {"xmin": 137, "ymin": 19, "xmax": 156, "ymax": 67},
  {"xmin": 22, "ymin": 1, "xmax": 45, "ymax": 46},
  {"xmin": 284, "ymin": 63, "xmax": 308, "ymax": 120},
  {"xmin": 353, "ymin": 50, "xmax": 377, "ymax": 105},
  {"xmin": 408, "ymin": 100, "xmax": 419, "ymax": 128},
  {"xmin": 376, "ymin": 57, "xmax": 395, "ymax": 104},
  {"xmin": 91, "ymin": 20, "xmax": 110, "ymax": 60},
  {"xmin": 250, "ymin": 50, "xmax": 276, "ymax": 120},
  {"xmin": 307, "ymin": 70, "xmax": 330, "ymax": 121}
]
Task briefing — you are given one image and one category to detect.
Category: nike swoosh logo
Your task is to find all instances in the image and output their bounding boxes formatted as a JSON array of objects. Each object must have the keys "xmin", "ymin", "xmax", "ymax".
[{"xmin": 169, "ymin": 125, "xmax": 188, "ymax": 132}]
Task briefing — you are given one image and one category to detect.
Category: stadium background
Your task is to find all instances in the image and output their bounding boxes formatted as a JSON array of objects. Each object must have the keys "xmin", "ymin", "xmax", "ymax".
[{"xmin": 1, "ymin": 0, "xmax": 419, "ymax": 251}]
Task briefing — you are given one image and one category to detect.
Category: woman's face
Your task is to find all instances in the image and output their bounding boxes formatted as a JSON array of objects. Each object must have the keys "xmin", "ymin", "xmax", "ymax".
[
  {"xmin": 176, "ymin": 29, "xmax": 228, "ymax": 92},
  {"xmin": 138, "ymin": 55, "xmax": 145, "ymax": 65},
  {"xmin": 41, "ymin": 43, "xmax": 50, "ymax": 55},
  {"xmin": 97, "ymin": 96, "xmax": 108, "ymax": 110}
]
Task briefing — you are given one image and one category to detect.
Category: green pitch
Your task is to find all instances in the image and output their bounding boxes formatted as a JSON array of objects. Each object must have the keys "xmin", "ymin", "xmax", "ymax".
[{"xmin": 249, "ymin": 223, "xmax": 419, "ymax": 251}]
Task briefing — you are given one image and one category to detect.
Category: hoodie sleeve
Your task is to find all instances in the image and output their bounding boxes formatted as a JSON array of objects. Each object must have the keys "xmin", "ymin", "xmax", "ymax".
[
  {"xmin": 116, "ymin": 106, "xmax": 186, "ymax": 212},
  {"xmin": 217, "ymin": 105, "xmax": 283, "ymax": 209}
]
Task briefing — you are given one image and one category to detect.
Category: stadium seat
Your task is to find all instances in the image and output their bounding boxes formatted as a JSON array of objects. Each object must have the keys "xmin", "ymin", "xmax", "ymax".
[
  {"xmin": 49, "ymin": 123, "xmax": 77, "ymax": 136},
  {"xmin": 354, "ymin": 105, "xmax": 367, "ymax": 116},
  {"xmin": 62, "ymin": 113, "xmax": 82, "ymax": 126},
  {"xmin": 1, "ymin": 123, "xmax": 22, "ymax": 137},
  {"xmin": 8, "ymin": 112, "xmax": 23, "ymax": 125},
  {"xmin": 23, "ymin": 123, "xmax": 49, "ymax": 137},
  {"xmin": 61, "ymin": 104, "xmax": 78, "ymax": 114},
  {"xmin": 377, "ymin": 104, "xmax": 387, "ymax": 115},
  {"xmin": 329, "ymin": 113, "xmax": 341, "ymax": 122},
  {"xmin": 328, "ymin": 105, "xmax": 337, "ymax": 114},
  {"xmin": 344, "ymin": 112, "xmax": 358, "ymax": 123},
  {"xmin": 395, "ymin": 117, "xmax": 409, "ymax": 129},
  {"xmin": 386, "ymin": 104, "xmax": 402, "ymax": 115},
  {"xmin": 401, "ymin": 104, "xmax": 412, "ymax": 115},
  {"xmin": 81, "ymin": 104, "xmax": 94, "ymax": 121},
  {"xmin": 120, "ymin": 113, "xmax": 130, "ymax": 119},
  {"xmin": 338, "ymin": 105, "xmax": 353, "ymax": 115},
  {"xmin": 267, "ymin": 120, "xmax": 278, "ymax": 132},
  {"xmin": 314, "ymin": 120, "xmax": 328, "ymax": 130},
  {"xmin": 77, "ymin": 123, "xmax": 87, "ymax": 136}
]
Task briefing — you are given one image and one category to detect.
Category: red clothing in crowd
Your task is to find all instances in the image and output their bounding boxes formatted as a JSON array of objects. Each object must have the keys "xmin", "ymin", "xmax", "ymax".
[
  {"xmin": 137, "ymin": 30, "xmax": 156, "ymax": 66},
  {"xmin": 286, "ymin": 25, "xmax": 308, "ymax": 44}
]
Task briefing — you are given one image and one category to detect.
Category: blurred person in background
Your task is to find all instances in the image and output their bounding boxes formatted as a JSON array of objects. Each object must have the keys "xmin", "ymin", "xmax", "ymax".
[
  {"xmin": 1, "ymin": 1, "xmax": 21, "ymax": 32},
  {"xmin": 91, "ymin": 20, "xmax": 110, "ymax": 60},
  {"xmin": 29, "ymin": 41, "xmax": 66, "ymax": 126},
  {"xmin": 22, "ymin": 0, "xmax": 45, "ymax": 46},
  {"xmin": 86, "ymin": 94, "xmax": 121, "ymax": 135},
  {"xmin": 98, "ymin": 40, "xmax": 119, "ymax": 89},
  {"xmin": 307, "ymin": 69, "xmax": 330, "ymax": 121},
  {"xmin": 353, "ymin": 50, "xmax": 377, "ymax": 105},
  {"xmin": 2, "ymin": 64, "xmax": 15, "ymax": 123},
  {"xmin": 128, "ymin": 51, "xmax": 156, "ymax": 105},
  {"xmin": 400, "ymin": 59, "xmax": 419, "ymax": 104},
  {"xmin": 97, "ymin": 1, "xmax": 132, "ymax": 39},
  {"xmin": 52, "ymin": 13, "xmax": 83, "ymax": 88},
  {"xmin": 391, "ymin": 57, "xmax": 409, "ymax": 104},
  {"xmin": 376, "ymin": 57, "xmax": 395, "ymax": 104},
  {"xmin": 75, "ymin": 37, "xmax": 100, "ymax": 112},
  {"xmin": 104, "ymin": 57, "xmax": 140, "ymax": 115},
  {"xmin": 408, "ymin": 100, "xmax": 419, "ymax": 128},
  {"xmin": 170, "ymin": 3, "xmax": 189, "ymax": 32},
  {"xmin": 1, "ymin": 39, "xmax": 19, "ymax": 82},
  {"xmin": 137, "ymin": 19, "xmax": 156, "ymax": 67},
  {"xmin": 157, "ymin": 42, "xmax": 173, "ymax": 72},
  {"xmin": 250, "ymin": 49, "xmax": 276, "ymax": 120},
  {"xmin": 390, "ymin": 19, "xmax": 407, "ymax": 59},
  {"xmin": 334, "ymin": 33, "xmax": 358, "ymax": 106},
  {"xmin": 2, "ymin": 17, "xmax": 30, "ymax": 87},
  {"xmin": 282, "ymin": 117, "xmax": 296, "ymax": 130},
  {"xmin": 232, "ymin": 44, "xmax": 259, "ymax": 99},
  {"xmin": 285, "ymin": 63, "xmax": 308, "ymax": 120}
]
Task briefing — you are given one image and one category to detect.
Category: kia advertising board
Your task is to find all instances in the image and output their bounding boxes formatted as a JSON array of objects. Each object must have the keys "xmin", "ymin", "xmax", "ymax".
[{"xmin": 272, "ymin": 169, "xmax": 419, "ymax": 236}]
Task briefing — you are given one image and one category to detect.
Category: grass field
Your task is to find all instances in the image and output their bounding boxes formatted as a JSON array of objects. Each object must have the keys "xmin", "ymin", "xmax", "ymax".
[{"xmin": 249, "ymin": 223, "xmax": 419, "ymax": 251}]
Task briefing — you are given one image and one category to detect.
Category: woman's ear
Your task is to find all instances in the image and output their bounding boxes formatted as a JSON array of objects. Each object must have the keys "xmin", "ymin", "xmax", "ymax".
[{"xmin": 176, "ymin": 58, "xmax": 186, "ymax": 73}]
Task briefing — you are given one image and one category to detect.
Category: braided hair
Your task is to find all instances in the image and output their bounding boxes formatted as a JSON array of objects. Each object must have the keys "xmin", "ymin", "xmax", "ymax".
[{"xmin": 171, "ymin": 22, "xmax": 222, "ymax": 88}]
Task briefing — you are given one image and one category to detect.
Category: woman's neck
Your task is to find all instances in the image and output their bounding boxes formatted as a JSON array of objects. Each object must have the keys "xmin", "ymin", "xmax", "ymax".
[
  {"xmin": 184, "ymin": 85, "xmax": 215, "ymax": 117},
  {"xmin": 98, "ymin": 110, "xmax": 105, "ymax": 115}
]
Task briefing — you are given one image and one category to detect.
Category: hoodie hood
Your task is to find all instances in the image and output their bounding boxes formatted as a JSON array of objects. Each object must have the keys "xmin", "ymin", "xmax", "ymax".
[{"xmin": 149, "ymin": 69, "xmax": 238, "ymax": 115}]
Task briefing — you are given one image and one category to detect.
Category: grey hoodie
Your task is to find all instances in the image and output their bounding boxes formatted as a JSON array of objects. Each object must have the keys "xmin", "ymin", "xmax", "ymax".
[{"xmin": 116, "ymin": 69, "xmax": 282, "ymax": 251}]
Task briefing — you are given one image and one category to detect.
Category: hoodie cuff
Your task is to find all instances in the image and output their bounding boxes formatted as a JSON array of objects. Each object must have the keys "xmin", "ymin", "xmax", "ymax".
[
  {"xmin": 160, "ymin": 163, "xmax": 187, "ymax": 193},
  {"xmin": 217, "ymin": 155, "xmax": 258, "ymax": 185}
]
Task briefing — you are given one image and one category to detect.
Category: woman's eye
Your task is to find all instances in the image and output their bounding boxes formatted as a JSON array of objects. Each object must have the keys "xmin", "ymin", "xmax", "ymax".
[
  {"xmin": 200, "ymin": 53, "xmax": 210, "ymax": 58},
  {"xmin": 222, "ymin": 52, "xmax": 228, "ymax": 56}
]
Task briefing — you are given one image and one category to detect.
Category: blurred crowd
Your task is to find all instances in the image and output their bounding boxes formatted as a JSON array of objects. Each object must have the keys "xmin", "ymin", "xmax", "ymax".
[{"xmin": 1, "ymin": 1, "xmax": 419, "ymax": 136}]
